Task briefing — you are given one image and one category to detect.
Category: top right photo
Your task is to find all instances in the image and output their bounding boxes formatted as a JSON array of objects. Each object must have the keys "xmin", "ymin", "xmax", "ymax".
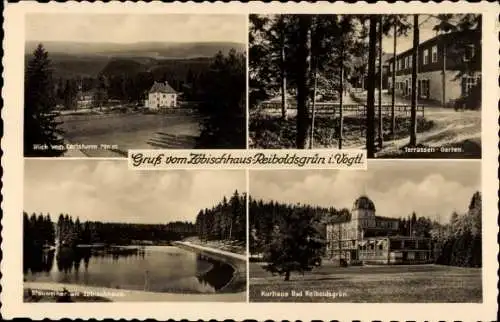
[{"xmin": 249, "ymin": 14, "xmax": 481, "ymax": 159}]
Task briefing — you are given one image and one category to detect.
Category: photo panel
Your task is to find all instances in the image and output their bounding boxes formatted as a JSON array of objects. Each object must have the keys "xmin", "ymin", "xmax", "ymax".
[
  {"xmin": 24, "ymin": 13, "xmax": 247, "ymax": 157},
  {"xmin": 23, "ymin": 159, "xmax": 247, "ymax": 302},
  {"xmin": 248, "ymin": 14, "xmax": 481, "ymax": 159},
  {"xmin": 248, "ymin": 160, "xmax": 482, "ymax": 302}
]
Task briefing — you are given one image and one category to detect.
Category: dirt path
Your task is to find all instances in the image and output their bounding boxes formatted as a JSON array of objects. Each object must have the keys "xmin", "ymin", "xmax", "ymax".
[{"xmin": 351, "ymin": 91, "xmax": 481, "ymax": 158}]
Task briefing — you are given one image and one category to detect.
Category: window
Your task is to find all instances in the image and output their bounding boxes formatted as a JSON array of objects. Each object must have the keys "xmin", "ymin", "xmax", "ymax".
[
  {"xmin": 431, "ymin": 45, "xmax": 438, "ymax": 63},
  {"xmin": 409, "ymin": 56, "xmax": 412, "ymax": 68},
  {"xmin": 462, "ymin": 76, "xmax": 480, "ymax": 96},
  {"xmin": 423, "ymin": 49, "xmax": 429, "ymax": 65},
  {"xmin": 464, "ymin": 44, "xmax": 475, "ymax": 62},
  {"xmin": 419, "ymin": 79, "xmax": 430, "ymax": 99}
]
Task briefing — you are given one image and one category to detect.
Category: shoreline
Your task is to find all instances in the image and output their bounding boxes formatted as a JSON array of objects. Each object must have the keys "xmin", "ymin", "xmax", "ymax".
[
  {"xmin": 24, "ymin": 242, "xmax": 247, "ymax": 302},
  {"xmin": 173, "ymin": 241, "xmax": 247, "ymax": 293}
]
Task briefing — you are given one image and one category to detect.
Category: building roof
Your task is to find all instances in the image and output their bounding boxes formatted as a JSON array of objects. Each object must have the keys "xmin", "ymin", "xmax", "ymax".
[
  {"xmin": 375, "ymin": 215, "xmax": 400, "ymax": 222},
  {"xmin": 353, "ymin": 196, "xmax": 376, "ymax": 212},
  {"xmin": 326, "ymin": 212, "xmax": 351, "ymax": 224},
  {"xmin": 149, "ymin": 81, "xmax": 177, "ymax": 94},
  {"xmin": 386, "ymin": 29, "xmax": 480, "ymax": 63}
]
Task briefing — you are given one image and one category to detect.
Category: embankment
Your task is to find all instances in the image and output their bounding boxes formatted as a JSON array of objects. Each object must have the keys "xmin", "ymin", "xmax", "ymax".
[{"xmin": 173, "ymin": 241, "xmax": 247, "ymax": 293}]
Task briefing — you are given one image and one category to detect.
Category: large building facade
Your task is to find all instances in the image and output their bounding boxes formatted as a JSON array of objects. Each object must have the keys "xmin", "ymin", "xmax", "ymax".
[
  {"xmin": 325, "ymin": 196, "xmax": 433, "ymax": 265},
  {"xmin": 387, "ymin": 29, "xmax": 481, "ymax": 107}
]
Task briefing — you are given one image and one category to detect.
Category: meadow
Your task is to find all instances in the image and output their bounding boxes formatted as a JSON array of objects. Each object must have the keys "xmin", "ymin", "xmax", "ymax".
[{"xmin": 250, "ymin": 262, "xmax": 482, "ymax": 303}]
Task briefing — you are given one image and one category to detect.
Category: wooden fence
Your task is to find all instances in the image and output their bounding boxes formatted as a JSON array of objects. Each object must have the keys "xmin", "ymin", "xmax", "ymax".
[{"xmin": 260, "ymin": 102, "xmax": 425, "ymax": 118}]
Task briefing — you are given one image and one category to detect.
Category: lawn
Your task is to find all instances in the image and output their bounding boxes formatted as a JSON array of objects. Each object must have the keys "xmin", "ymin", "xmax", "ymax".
[
  {"xmin": 250, "ymin": 262, "xmax": 482, "ymax": 303},
  {"xmin": 58, "ymin": 110, "xmax": 202, "ymax": 157}
]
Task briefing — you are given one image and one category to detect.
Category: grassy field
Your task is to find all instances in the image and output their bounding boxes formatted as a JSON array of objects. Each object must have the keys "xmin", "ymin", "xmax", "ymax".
[
  {"xmin": 59, "ymin": 110, "xmax": 202, "ymax": 157},
  {"xmin": 250, "ymin": 262, "xmax": 482, "ymax": 303}
]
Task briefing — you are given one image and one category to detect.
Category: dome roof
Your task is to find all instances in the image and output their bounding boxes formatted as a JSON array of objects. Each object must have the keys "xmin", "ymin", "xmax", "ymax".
[{"xmin": 353, "ymin": 196, "xmax": 376, "ymax": 211}]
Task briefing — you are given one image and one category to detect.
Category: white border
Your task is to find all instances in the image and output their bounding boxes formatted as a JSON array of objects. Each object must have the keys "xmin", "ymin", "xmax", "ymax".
[{"xmin": 2, "ymin": 2, "xmax": 499, "ymax": 320}]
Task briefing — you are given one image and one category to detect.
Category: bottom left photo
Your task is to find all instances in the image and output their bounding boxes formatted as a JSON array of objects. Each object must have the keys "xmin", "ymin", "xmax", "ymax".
[{"xmin": 22, "ymin": 159, "xmax": 247, "ymax": 302}]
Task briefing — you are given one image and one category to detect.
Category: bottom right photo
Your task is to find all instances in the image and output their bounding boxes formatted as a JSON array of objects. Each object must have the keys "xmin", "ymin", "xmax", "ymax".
[{"xmin": 249, "ymin": 160, "xmax": 482, "ymax": 303}]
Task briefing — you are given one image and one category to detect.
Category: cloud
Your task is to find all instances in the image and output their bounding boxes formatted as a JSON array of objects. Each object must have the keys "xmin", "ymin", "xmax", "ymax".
[
  {"xmin": 250, "ymin": 161, "xmax": 480, "ymax": 221},
  {"xmin": 24, "ymin": 160, "xmax": 245, "ymax": 224},
  {"xmin": 26, "ymin": 14, "xmax": 246, "ymax": 44}
]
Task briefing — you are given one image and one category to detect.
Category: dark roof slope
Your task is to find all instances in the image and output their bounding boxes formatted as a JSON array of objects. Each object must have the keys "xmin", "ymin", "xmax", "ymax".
[{"xmin": 149, "ymin": 81, "xmax": 177, "ymax": 94}]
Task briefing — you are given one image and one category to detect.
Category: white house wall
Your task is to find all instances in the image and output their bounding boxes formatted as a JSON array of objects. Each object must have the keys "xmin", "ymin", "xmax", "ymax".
[
  {"xmin": 392, "ymin": 70, "xmax": 481, "ymax": 105},
  {"xmin": 148, "ymin": 93, "xmax": 177, "ymax": 110}
]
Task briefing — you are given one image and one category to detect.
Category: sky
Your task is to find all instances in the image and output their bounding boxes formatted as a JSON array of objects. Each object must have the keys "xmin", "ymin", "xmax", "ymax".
[
  {"xmin": 381, "ymin": 15, "xmax": 463, "ymax": 54},
  {"xmin": 24, "ymin": 160, "xmax": 246, "ymax": 224},
  {"xmin": 250, "ymin": 161, "xmax": 481, "ymax": 222},
  {"xmin": 26, "ymin": 14, "xmax": 246, "ymax": 44}
]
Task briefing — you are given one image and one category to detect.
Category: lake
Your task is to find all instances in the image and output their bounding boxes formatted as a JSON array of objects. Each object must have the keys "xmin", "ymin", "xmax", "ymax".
[{"xmin": 23, "ymin": 246, "xmax": 236, "ymax": 293}]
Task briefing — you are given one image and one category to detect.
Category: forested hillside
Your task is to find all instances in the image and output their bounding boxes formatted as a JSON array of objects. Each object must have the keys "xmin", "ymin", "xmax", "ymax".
[{"xmin": 195, "ymin": 190, "xmax": 246, "ymax": 243}]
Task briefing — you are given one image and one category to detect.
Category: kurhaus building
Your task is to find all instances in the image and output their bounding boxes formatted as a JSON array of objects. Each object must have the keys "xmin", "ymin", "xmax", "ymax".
[
  {"xmin": 325, "ymin": 196, "xmax": 433, "ymax": 265},
  {"xmin": 387, "ymin": 29, "xmax": 481, "ymax": 107}
]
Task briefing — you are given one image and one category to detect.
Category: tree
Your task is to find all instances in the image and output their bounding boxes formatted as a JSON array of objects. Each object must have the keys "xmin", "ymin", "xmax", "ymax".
[
  {"xmin": 409, "ymin": 14, "xmax": 419, "ymax": 147},
  {"xmin": 92, "ymin": 75, "xmax": 108, "ymax": 111},
  {"xmin": 295, "ymin": 15, "xmax": 313, "ymax": 149},
  {"xmin": 389, "ymin": 15, "xmax": 411, "ymax": 138},
  {"xmin": 196, "ymin": 50, "xmax": 246, "ymax": 148},
  {"xmin": 377, "ymin": 15, "xmax": 384, "ymax": 149},
  {"xmin": 24, "ymin": 44, "xmax": 65, "ymax": 157},
  {"xmin": 262, "ymin": 207, "xmax": 324, "ymax": 281},
  {"xmin": 63, "ymin": 79, "xmax": 78, "ymax": 110},
  {"xmin": 365, "ymin": 16, "xmax": 377, "ymax": 157},
  {"xmin": 277, "ymin": 16, "xmax": 289, "ymax": 120},
  {"xmin": 433, "ymin": 14, "xmax": 481, "ymax": 110}
]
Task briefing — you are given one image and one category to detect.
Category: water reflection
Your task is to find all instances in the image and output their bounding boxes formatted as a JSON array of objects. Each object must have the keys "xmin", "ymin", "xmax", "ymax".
[
  {"xmin": 23, "ymin": 248, "xmax": 55, "ymax": 274},
  {"xmin": 24, "ymin": 246, "xmax": 235, "ymax": 293}
]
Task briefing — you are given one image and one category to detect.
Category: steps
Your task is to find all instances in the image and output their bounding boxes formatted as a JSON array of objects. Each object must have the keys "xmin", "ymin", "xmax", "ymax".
[{"xmin": 147, "ymin": 132, "xmax": 197, "ymax": 149}]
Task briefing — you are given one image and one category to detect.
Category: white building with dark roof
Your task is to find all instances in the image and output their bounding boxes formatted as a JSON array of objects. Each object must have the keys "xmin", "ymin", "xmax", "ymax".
[
  {"xmin": 146, "ymin": 81, "xmax": 178, "ymax": 110},
  {"xmin": 325, "ymin": 196, "xmax": 433, "ymax": 265}
]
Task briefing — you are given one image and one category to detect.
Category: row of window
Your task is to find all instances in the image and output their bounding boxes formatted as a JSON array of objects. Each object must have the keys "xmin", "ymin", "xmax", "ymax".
[
  {"xmin": 395, "ymin": 78, "xmax": 430, "ymax": 98},
  {"xmin": 390, "ymin": 44, "xmax": 475, "ymax": 72},
  {"xmin": 395, "ymin": 76, "xmax": 479, "ymax": 97},
  {"xmin": 391, "ymin": 45, "xmax": 439, "ymax": 72}
]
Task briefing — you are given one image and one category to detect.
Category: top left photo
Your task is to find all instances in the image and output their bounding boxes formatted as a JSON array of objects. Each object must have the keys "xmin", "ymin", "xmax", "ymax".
[{"xmin": 24, "ymin": 13, "xmax": 247, "ymax": 157}]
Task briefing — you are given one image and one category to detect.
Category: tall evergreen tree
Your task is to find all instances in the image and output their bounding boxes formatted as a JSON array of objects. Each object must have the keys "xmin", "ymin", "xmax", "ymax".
[
  {"xmin": 24, "ymin": 44, "xmax": 65, "ymax": 157},
  {"xmin": 196, "ymin": 50, "xmax": 246, "ymax": 148}
]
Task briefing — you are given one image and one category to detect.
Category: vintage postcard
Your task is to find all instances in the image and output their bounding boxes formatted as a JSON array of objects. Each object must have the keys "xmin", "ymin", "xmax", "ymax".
[
  {"xmin": 1, "ymin": 1, "xmax": 499, "ymax": 321},
  {"xmin": 23, "ymin": 12, "xmax": 247, "ymax": 157},
  {"xmin": 22, "ymin": 160, "xmax": 247, "ymax": 302},
  {"xmin": 249, "ymin": 13, "xmax": 482, "ymax": 159},
  {"xmin": 249, "ymin": 161, "xmax": 481, "ymax": 303}
]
